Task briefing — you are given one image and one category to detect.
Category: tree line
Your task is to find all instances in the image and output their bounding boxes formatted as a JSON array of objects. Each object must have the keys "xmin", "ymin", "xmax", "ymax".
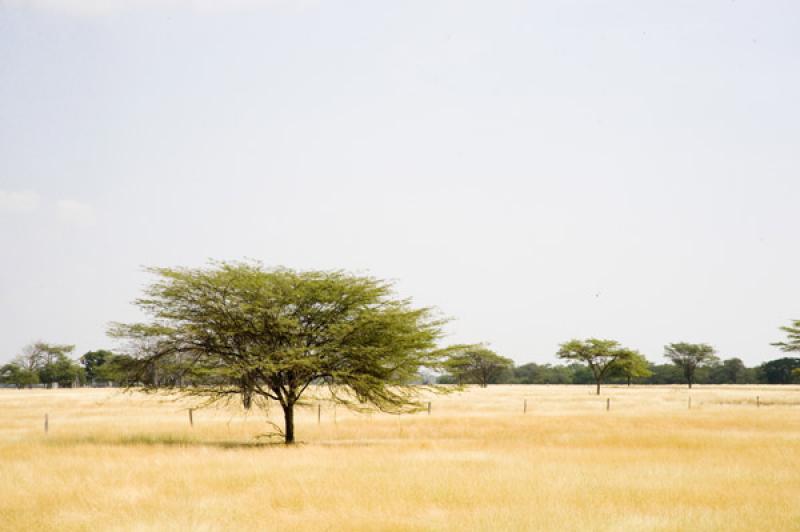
[
  {"xmin": 0, "ymin": 343, "xmax": 134, "ymax": 389},
  {"xmin": 0, "ymin": 262, "xmax": 798, "ymax": 444},
  {"xmin": 437, "ymin": 347, "xmax": 800, "ymax": 388}
]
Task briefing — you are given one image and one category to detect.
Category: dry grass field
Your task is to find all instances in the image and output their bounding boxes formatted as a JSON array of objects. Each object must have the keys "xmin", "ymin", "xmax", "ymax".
[{"xmin": 1, "ymin": 385, "xmax": 799, "ymax": 531}]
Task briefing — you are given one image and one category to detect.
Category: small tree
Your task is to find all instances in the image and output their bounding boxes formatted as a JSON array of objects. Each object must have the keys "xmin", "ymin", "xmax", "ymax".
[
  {"xmin": 80, "ymin": 350, "xmax": 113, "ymax": 383},
  {"xmin": 609, "ymin": 351, "xmax": 652, "ymax": 386},
  {"xmin": 111, "ymin": 262, "xmax": 456, "ymax": 444},
  {"xmin": 0, "ymin": 363, "xmax": 39, "ymax": 388},
  {"xmin": 39, "ymin": 352, "xmax": 84, "ymax": 388},
  {"xmin": 443, "ymin": 347, "xmax": 514, "ymax": 387},
  {"xmin": 663, "ymin": 342, "xmax": 718, "ymax": 389},
  {"xmin": 13, "ymin": 342, "xmax": 77, "ymax": 388},
  {"xmin": 556, "ymin": 338, "xmax": 635, "ymax": 395}
]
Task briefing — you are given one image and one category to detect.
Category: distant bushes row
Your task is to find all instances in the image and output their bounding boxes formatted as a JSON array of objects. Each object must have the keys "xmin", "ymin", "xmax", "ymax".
[{"xmin": 437, "ymin": 357, "xmax": 800, "ymax": 386}]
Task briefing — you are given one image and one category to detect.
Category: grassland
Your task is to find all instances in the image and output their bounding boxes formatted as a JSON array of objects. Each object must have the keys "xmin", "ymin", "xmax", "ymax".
[{"xmin": 1, "ymin": 385, "xmax": 799, "ymax": 531}]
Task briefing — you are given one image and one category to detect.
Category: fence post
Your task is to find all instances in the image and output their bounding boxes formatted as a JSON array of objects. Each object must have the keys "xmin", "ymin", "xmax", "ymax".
[
  {"xmin": 188, "ymin": 408, "xmax": 194, "ymax": 427},
  {"xmin": 44, "ymin": 413, "xmax": 48, "ymax": 434},
  {"xmin": 427, "ymin": 401, "xmax": 432, "ymax": 415},
  {"xmin": 606, "ymin": 398, "xmax": 610, "ymax": 411},
  {"xmin": 318, "ymin": 404, "xmax": 321, "ymax": 425},
  {"xmin": 524, "ymin": 399, "xmax": 527, "ymax": 414}
]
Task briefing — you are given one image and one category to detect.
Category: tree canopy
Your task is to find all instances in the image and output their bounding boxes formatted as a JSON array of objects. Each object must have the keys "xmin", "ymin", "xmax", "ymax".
[
  {"xmin": 443, "ymin": 346, "xmax": 513, "ymax": 387},
  {"xmin": 772, "ymin": 320, "xmax": 800, "ymax": 354},
  {"xmin": 111, "ymin": 262, "xmax": 455, "ymax": 443},
  {"xmin": 760, "ymin": 357, "xmax": 800, "ymax": 384},
  {"xmin": 608, "ymin": 350, "xmax": 653, "ymax": 386},
  {"xmin": 5, "ymin": 342, "xmax": 83, "ymax": 388},
  {"xmin": 663, "ymin": 342, "xmax": 718, "ymax": 388},
  {"xmin": 556, "ymin": 338, "xmax": 636, "ymax": 395}
]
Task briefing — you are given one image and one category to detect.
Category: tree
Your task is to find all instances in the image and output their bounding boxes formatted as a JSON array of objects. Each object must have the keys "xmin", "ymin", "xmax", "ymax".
[
  {"xmin": 80, "ymin": 350, "xmax": 113, "ymax": 383},
  {"xmin": 710, "ymin": 358, "xmax": 747, "ymax": 384},
  {"xmin": 0, "ymin": 363, "xmax": 39, "ymax": 388},
  {"xmin": 609, "ymin": 351, "xmax": 653, "ymax": 386},
  {"xmin": 443, "ymin": 347, "xmax": 514, "ymax": 387},
  {"xmin": 663, "ymin": 342, "xmax": 718, "ymax": 389},
  {"xmin": 772, "ymin": 320, "xmax": 800, "ymax": 354},
  {"xmin": 110, "ymin": 262, "xmax": 453, "ymax": 444},
  {"xmin": 38, "ymin": 352, "xmax": 84, "ymax": 388},
  {"xmin": 556, "ymin": 338, "xmax": 635, "ymax": 395},
  {"xmin": 95, "ymin": 353, "xmax": 137, "ymax": 385},
  {"xmin": 12, "ymin": 342, "xmax": 78, "ymax": 388},
  {"xmin": 759, "ymin": 357, "xmax": 800, "ymax": 384}
]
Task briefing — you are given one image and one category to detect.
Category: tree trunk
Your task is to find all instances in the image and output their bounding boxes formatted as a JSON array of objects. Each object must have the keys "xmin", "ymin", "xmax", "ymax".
[
  {"xmin": 282, "ymin": 404, "xmax": 295, "ymax": 444},
  {"xmin": 627, "ymin": 376, "xmax": 631, "ymax": 387},
  {"xmin": 596, "ymin": 381, "xmax": 601, "ymax": 395}
]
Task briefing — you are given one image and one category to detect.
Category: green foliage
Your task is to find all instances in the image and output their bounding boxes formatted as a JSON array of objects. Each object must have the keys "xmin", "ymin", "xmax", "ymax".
[
  {"xmin": 772, "ymin": 320, "xmax": 800, "ymax": 353},
  {"xmin": 556, "ymin": 338, "xmax": 636, "ymax": 394},
  {"xmin": 664, "ymin": 342, "xmax": 718, "ymax": 388},
  {"xmin": 38, "ymin": 352, "xmax": 84, "ymax": 388},
  {"xmin": 80, "ymin": 350, "xmax": 113, "ymax": 382},
  {"xmin": 0, "ymin": 363, "xmax": 39, "ymax": 388},
  {"xmin": 110, "ymin": 261, "xmax": 454, "ymax": 443},
  {"xmin": 708, "ymin": 358, "xmax": 749, "ymax": 384},
  {"xmin": 7, "ymin": 342, "xmax": 82, "ymax": 388},
  {"xmin": 608, "ymin": 351, "xmax": 653, "ymax": 385},
  {"xmin": 443, "ymin": 346, "xmax": 514, "ymax": 387},
  {"xmin": 759, "ymin": 357, "xmax": 800, "ymax": 384}
]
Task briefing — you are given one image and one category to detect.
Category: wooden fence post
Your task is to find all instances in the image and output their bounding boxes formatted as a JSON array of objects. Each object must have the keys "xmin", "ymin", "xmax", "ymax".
[
  {"xmin": 524, "ymin": 399, "xmax": 527, "ymax": 413},
  {"xmin": 318, "ymin": 404, "xmax": 321, "ymax": 425},
  {"xmin": 188, "ymin": 408, "xmax": 194, "ymax": 427},
  {"xmin": 44, "ymin": 413, "xmax": 48, "ymax": 434},
  {"xmin": 427, "ymin": 401, "xmax": 432, "ymax": 415},
  {"xmin": 606, "ymin": 398, "xmax": 610, "ymax": 411}
]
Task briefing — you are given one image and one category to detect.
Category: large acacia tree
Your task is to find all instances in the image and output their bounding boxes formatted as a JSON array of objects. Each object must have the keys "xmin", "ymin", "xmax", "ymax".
[
  {"xmin": 663, "ymin": 342, "xmax": 718, "ymax": 388},
  {"xmin": 111, "ymin": 262, "xmax": 451, "ymax": 444},
  {"xmin": 556, "ymin": 338, "xmax": 637, "ymax": 395}
]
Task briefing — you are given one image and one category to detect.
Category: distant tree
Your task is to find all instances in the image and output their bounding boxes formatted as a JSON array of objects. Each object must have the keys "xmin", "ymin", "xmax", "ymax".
[
  {"xmin": 80, "ymin": 350, "xmax": 113, "ymax": 383},
  {"xmin": 0, "ymin": 363, "xmax": 39, "ymax": 388},
  {"xmin": 710, "ymin": 358, "xmax": 747, "ymax": 384},
  {"xmin": 38, "ymin": 352, "xmax": 84, "ymax": 388},
  {"xmin": 556, "ymin": 338, "xmax": 635, "ymax": 395},
  {"xmin": 95, "ymin": 353, "xmax": 137, "ymax": 385},
  {"xmin": 792, "ymin": 368, "xmax": 800, "ymax": 384},
  {"xmin": 513, "ymin": 363, "xmax": 570, "ymax": 384},
  {"xmin": 772, "ymin": 320, "xmax": 800, "ymax": 354},
  {"xmin": 443, "ymin": 347, "xmax": 514, "ymax": 387},
  {"xmin": 609, "ymin": 351, "xmax": 653, "ymax": 386},
  {"xmin": 759, "ymin": 358, "xmax": 800, "ymax": 384},
  {"xmin": 110, "ymin": 262, "xmax": 456, "ymax": 444},
  {"xmin": 12, "ymin": 342, "xmax": 78, "ymax": 388},
  {"xmin": 663, "ymin": 343, "xmax": 718, "ymax": 389}
]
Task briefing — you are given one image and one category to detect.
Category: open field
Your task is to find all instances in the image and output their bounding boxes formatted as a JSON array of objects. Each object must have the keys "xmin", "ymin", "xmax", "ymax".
[{"xmin": 1, "ymin": 385, "xmax": 799, "ymax": 531}]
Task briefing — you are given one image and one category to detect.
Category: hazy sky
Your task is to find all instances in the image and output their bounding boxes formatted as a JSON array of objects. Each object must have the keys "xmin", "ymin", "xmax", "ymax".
[{"xmin": 1, "ymin": 0, "xmax": 798, "ymax": 366}]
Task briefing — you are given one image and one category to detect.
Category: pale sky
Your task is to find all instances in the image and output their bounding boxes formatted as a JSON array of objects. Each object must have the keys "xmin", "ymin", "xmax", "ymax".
[{"xmin": 1, "ymin": 0, "xmax": 798, "ymax": 366}]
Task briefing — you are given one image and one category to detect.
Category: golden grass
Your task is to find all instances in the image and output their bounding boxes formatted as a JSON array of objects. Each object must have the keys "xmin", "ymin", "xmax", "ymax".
[{"xmin": 1, "ymin": 385, "xmax": 799, "ymax": 531}]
